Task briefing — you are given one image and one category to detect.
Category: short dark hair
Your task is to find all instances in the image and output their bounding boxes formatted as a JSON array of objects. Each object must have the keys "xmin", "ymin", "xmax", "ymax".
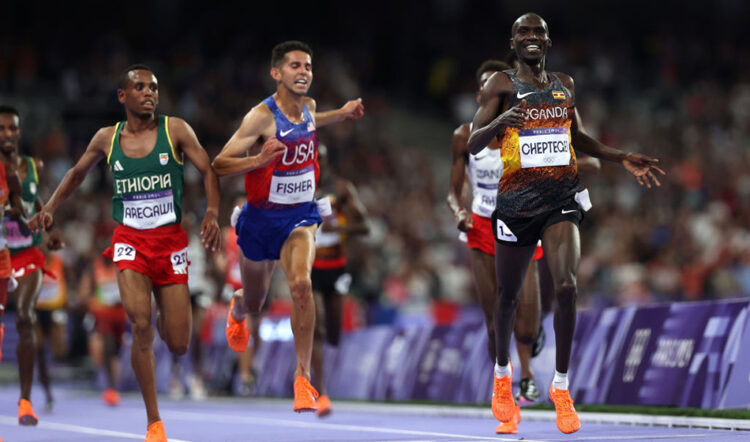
[
  {"xmin": 118, "ymin": 64, "xmax": 153, "ymax": 89},
  {"xmin": 271, "ymin": 41, "xmax": 313, "ymax": 68},
  {"xmin": 0, "ymin": 105, "xmax": 20, "ymax": 118},
  {"xmin": 476, "ymin": 60, "xmax": 510, "ymax": 85},
  {"xmin": 511, "ymin": 13, "xmax": 548, "ymax": 36}
]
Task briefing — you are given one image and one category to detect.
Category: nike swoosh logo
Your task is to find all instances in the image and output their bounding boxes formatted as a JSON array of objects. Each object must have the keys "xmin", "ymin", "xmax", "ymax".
[
  {"xmin": 280, "ymin": 128, "xmax": 294, "ymax": 137},
  {"xmin": 517, "ymin": 91, "xmax": 536, "ymax": 99},
  {"xmin": 561, "ymin": 208, "xmax": 577, "ymax": 214}
]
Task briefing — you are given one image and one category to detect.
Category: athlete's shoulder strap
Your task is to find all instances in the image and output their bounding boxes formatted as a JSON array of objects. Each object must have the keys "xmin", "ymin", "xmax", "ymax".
[
  {"xmin": 262, "ymin": 96, "xmax": 279, "ymax": 114},
  {"xmin": 548, "ymin": 72, "xmax": 564, "ymax": 86},
  {"xmin": 301, "ymin": 102, "xmax": 314, "ymax": 123},
  {"xmin": 23, "ymin": 155, "xmax": 39, "ymax": 183},
  {"xmin": 106, "ymin": 122, "xmax": 124, "ymax": 165},
  {"xmin": 162, "ymin": 115, "xmax": 183, "ymax": 166}
]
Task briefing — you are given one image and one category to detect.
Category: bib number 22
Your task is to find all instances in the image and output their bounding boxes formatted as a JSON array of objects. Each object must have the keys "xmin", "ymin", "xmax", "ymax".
[{"xmin": 113, "ymin": 243, "xmax": 136, "ymax": 262}]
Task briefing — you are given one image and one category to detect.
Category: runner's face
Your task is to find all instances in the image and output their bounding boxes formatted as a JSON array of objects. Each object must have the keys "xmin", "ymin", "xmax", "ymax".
[
  {"xmin": 0, "ymin": 113, "xmax": 20, "ymax": 155},
  {"xmin": 476, "ymin": 71, "xmax": 498, "ymax": 103},
  {"xmin": 275, "ymin": 51, "xmax": 313, "ymax": 95},
  {"xmin": 511, "ymin": 16, "xmax": 551, "ymax": 63},
  {"xmin": 118, "ymin": 70, "xmax": 159, "ymax": 116}
]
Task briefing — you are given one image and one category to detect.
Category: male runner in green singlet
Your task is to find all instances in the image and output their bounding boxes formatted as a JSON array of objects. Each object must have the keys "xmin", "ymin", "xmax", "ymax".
[{"xmin": 30, "ymin": 65, "xmax": 221, "ymax": 442}]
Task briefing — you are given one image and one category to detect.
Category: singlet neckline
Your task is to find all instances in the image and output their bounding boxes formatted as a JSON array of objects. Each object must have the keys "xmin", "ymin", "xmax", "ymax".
[
  {"xmin": 509, "ymin": 70, "xmax": 558, "ymax": 92},
  {"xmin": 118, "ymin": 117, "xmax": 160, "ymax": 160},
  {"xmin": 269, "ymin": 95, "xmax": 308, "ymax": 126}
]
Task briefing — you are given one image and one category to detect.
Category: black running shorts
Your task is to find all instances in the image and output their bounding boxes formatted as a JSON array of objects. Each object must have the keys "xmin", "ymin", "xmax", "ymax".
[
  {"xmin": 492, "ymin": 198, "xmax": 583, "ymax": 247},
  {"xmin": 311, "ymin": 267, "xmax": 351, "ymax": 297}
]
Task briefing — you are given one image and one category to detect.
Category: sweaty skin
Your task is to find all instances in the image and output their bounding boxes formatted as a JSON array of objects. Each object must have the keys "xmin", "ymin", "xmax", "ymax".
[
  {"xmin": 29, "ymin": 68, "xmax": 220, "ymax": 431},
  {"xmin": 467, "ymin": 13, "xmax": 664, "ymax": 375},
  {"xmin": 212, "ymin": 48, "xmax": 364, "ymax": 383},
  {"xmin": 0, "ymin": 111, "xmax": 58, "ymax": 414},
  {"xmin": 447, "ymin": 117, "xmax": 538, "ymax": 379}
]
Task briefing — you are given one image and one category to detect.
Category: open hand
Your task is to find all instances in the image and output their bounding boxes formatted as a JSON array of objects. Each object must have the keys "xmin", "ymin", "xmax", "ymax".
[
  {"xmin": 622, "ymin": 153, "xmax": 666, "ymax": 188},
  {"xmin": 29, "ymin": 206, "xmax": 54, "ymax": 232},
  {"xmin": 201, "ymin": 211, "xmax": 221, "ymax": 252}
]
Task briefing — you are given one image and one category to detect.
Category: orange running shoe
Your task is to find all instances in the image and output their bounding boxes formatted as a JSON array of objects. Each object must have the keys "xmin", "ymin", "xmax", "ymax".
[
  {"xmin": 102, "ymin": 388, "xmax": 121, "ymax": 406},
  {"xmin": 316, "ymin": 394, "xmax": 332, "ymax": 417},
  {"xmin": 225, "ymin": 296, "xmax": 249, "ymax": 353},
  {"xmin": 491, "ymin": 372, "xmax": 515, "ymax": 422},
  {"xmin": 549, "ymin": 384, "xmax": 581, "ymax": 434},
  {"xmin": 145, "ymin": 420, "xmax": 167, "ymax": 442},
  {"xmin": 18, "ymin": 398, "xmax": 38, "ymax": 426},
  {"xmin": 293, "ymin": 376, "xmax": 319, "ymax": 413},
  {"xmin": 495, "ymin": 405, "xmax": 521, "ymax": 434}
]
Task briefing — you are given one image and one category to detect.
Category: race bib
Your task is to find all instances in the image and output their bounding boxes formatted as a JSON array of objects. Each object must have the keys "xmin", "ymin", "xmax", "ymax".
[
  {"xmin": 316, "ymin": 196, "xmax": 332, "ymax": 216},
  {"xmin": 4, "ymin": 219, "xmax": 33, "ymax": 249},
  {"xmin": 112, "ymin": 242, "xmax": 136, "ymax": 262},
  {"xmin": 315, "ymin": 215, "xmax": 341, "ymax": 247},
  {"xmin": 170, "ymin": 247, "xmax": 188, "ymax": 275},
  {"xmin": 495, "ymin": 219, "xmax": 518, "ymax": 243},
  {"xmin": 268, "ymin": 165, "xmax": 316, "ymax": 205},
  {"xmin": 575, "ymin": 188, "xmax": 592, "ymax": 212},
  {"xmin": 334, "ymin": 272, "xmax": 352, "ymax": 294},
  {"xmin": 122, "ymin": 190, "xmax": 176, "ymax": 229},
  {"xmin": 519, "ymin": 127, "xmax": 571, "ymax": 168},
  {"xmin": 472, "ymin": 183, "xmax": 497, "ymax": 218}
]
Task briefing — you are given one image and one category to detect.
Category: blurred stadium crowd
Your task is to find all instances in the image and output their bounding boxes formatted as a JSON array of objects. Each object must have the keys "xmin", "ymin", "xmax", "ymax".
[{"xmin": 2, "ymin": 0, "xmax": 750, "ymax": 391}]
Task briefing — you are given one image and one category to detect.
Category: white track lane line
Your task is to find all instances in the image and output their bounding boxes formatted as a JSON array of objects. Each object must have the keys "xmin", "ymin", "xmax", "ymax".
[
  {"xmin": 157, "ymin": 408, "xmax": 542, "ymax": 441},
  {"xmin": 0, "ymin": 415, "xmax": 194, "ymax": 442},
  {"xmin": 555, "ymin": 434, "xmax": 722, "ymax": 441}
]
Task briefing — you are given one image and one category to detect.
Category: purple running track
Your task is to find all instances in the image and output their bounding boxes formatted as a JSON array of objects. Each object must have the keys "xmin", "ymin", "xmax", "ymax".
[{"xmin": 0, "ymin": 386, "xmax": 746, "ymax": 441}]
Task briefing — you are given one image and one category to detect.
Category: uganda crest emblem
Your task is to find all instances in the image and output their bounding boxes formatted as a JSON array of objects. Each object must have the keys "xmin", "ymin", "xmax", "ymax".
[{"xmin": 159, "ymin": 153, "xmax": 169, "ymax": 165}]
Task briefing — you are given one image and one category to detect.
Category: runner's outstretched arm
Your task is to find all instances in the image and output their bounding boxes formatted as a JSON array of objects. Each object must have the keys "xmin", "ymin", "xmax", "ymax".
[
  {"xmin": 29, "ymin": 128, "xmax": 109, "ymax": 231},
  {"xmin": 169, "ymin": 117, "xmax": 221, "ymax": 251},
  {"xmin": 310, "ymin": 98, "xmax": 364, "ymax": 127},
  {"xmin": 27, "ymin": 160, "xmax": 64, "ymax": 249},
  {"xmin": 559, "ymin": 74, "xmax": 665, "ymax": 188}
]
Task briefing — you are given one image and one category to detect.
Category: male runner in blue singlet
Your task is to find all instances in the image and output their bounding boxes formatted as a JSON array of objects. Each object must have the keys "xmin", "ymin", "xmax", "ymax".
[{"xmin": 212, "ymin": 41, "xmax": 364, "ymax": 413}]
